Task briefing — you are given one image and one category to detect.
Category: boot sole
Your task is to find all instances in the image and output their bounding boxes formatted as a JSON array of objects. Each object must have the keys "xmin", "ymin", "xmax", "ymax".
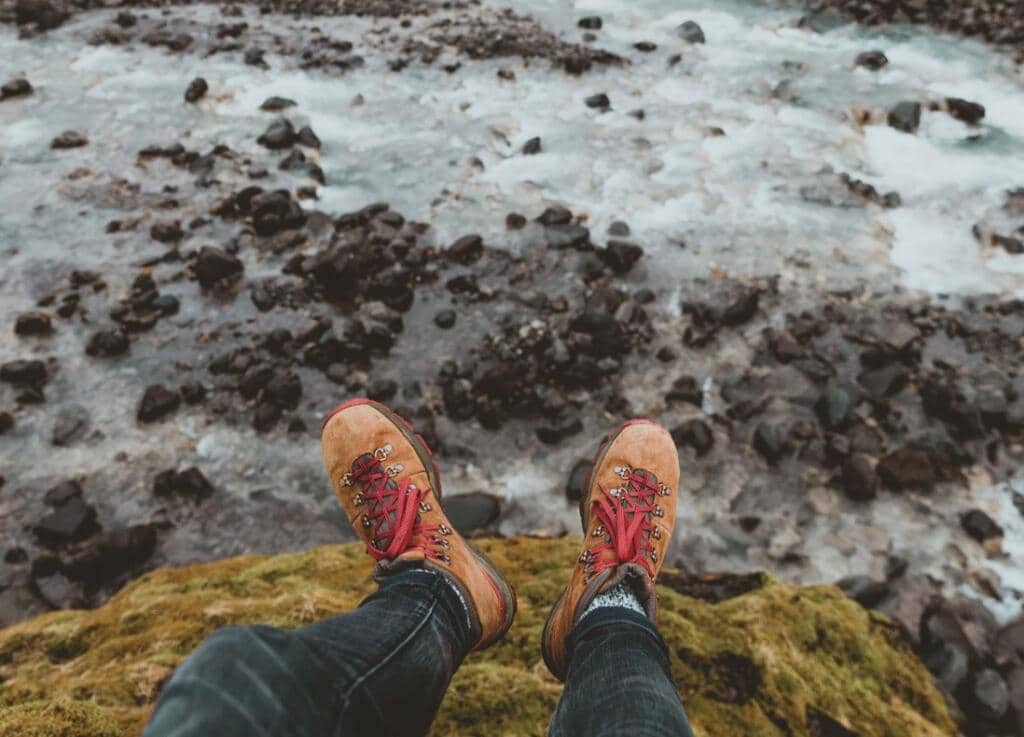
[{"xmin": 323, "ymin": 398, "xmax": 517, "ymax": 649}]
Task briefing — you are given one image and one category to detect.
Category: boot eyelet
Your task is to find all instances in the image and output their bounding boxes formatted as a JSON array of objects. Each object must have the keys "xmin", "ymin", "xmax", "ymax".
[
  {"xmin": 613, "ymin": 465, "xmax": 631, "ymax": 480},
  {"xmin": 419, "ymin": 501, "xmax": 432, "ymax": 512},
  {"xmin": 341, "ymin": 473, "xmax": 353, "ymax": 487},
  {"xmin": 362, "ymin": 516, "xmax": 372, "ymax": 528},
  {"xmin": 658, "ymin": 483, "xmax": 671, "ymax": 496},
  {"xmin": 650, "ymin": 550, "xmax": 658, "ymax": 562},
  {"xmin": 374, "ymin": 443, "xmax": 394, "ymax": 460},
  {"xmin": 385, "ymin": 464, "xmax": 403, "ymax": 477},
  {"xmin": 652, "ymin": 528, "xmax": 662, "ymax": 540},
  {"xmin": 353, "ymin": 493, "xmax": 365, "ymax": 506},
  {"xmin": 439, "ymin": 525, "xmax": 452, "ymax": 535},
  {"xmin": 653, "ymin": 506, "xmax": 664, "ymax": 518},
  {"xmin": 592, "ymin": 525, "xmax": 605, "ymax": 537}
]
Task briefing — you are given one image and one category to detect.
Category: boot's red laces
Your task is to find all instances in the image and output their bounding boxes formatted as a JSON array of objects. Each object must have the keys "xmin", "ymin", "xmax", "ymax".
[
  {"xmin": 349, "ymin": 452, "xmax": 442, "ymax": 561},
  {"xmin": 590, "ymin": 468, "xmax": 662, "ymax": 578}
]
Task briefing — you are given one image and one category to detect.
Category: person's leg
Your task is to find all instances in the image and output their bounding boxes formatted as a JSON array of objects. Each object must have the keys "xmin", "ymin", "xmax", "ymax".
[
  {"xmin": 145, "ymin": 398, "xmax": 516, "ymax": 737},
  {"xmin": 542, "ymin": 419, "xmax": 692, "ymax": 736},
  {"xmin": 548, "ymin": 605, "xmax": 693, "ymax": 737},
  {"xmin": 144, "ymin": 567, "xmax": 474, "ymax": 737}
]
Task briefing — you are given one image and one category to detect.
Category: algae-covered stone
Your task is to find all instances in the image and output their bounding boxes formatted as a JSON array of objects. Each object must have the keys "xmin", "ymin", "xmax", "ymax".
[{"xmin": 0, "ymin": 537, "xmax": 956, "ymax": 737}]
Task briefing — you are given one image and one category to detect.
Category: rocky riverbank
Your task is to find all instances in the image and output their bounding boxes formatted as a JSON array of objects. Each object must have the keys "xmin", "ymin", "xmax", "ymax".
[{"xmin": 2, "ymin": 0, "xmax": 1023, "ymax": 734}]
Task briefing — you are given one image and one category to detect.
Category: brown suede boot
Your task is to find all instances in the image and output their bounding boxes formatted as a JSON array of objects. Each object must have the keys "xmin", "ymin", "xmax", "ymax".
[
  {"xmin": 542, "ymin": 419, "xmax": 680, "ymax": 681},
  {"xmin": 321, "ymin": 398, "xmax": 516, "ymax": 650}
]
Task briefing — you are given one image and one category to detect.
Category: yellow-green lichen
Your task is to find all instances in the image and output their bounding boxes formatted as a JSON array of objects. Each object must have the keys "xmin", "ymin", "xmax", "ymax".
[{"xmin": 0, "ymin": 537, "xmax": 955, "ymax": 737}]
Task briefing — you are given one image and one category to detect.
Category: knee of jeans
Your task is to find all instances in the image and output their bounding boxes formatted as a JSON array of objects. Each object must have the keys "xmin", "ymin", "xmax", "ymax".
[{"xmin": 177, "ymin": 626, "xmax": 270, "ymax": 677}]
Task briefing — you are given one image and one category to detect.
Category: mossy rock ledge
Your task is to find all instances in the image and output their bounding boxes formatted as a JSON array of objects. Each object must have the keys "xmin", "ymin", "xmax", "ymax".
[{"xmin": 0, "ymin": 536, "xmax": 956, "ymax": 737}]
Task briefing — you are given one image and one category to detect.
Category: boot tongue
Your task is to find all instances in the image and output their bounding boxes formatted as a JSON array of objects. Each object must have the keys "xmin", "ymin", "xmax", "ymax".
[{"xmin": 364, "ymin": 465, "xmax": 401, "ymax": 552}]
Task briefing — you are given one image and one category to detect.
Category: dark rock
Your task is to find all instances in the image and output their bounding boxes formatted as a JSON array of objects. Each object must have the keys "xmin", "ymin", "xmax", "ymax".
[
  {"xmin": 150, "ymin": 219, "xmax": 183, "ymax": 243},
  {"xmin": 505, "ymin": 213, "xmax": 526, "ymax": 230},
  {"xmin": 584, "ymin": 93, "xmax": 610, "ymax": 110},
  {"xmin": 961, "ymin": 509, "xmax": 1004, "ymax": 543},
  {"xmin": 671, "ymin": 419, "xmax": 714, "ymax": 457},
  {"xmin": 15, "ymin": 0, "xmax": 70, "ymax": 31},
  {"xmin": 253, "ymin": 399, "xmax": 282, "ymax": 433},
  {"xmin": 566, "ymin": 459, "xmax": 592, "ymax": 502},
  {"xmin": 180, "ymin": 381, "xmax": 207, "ymax": 405},
  {"xmin": 578, "ymin": 16, "xmax": 602, "ymax": 30},
  {"xmin": 536, "ymin": 411, "xmax": 583, "ymax": 445},
  {"xmin": 946, "ymin": 97, "xmax": 985, "ymax": 125},
  {"xmin": 244, "ymin": 47, "xmax": 266, "ymax": 66},
  {"xmin": 194, "ymin": 246, "xmax": 243, "ymax": 286},
  {"xmin": 239, "ymin": 364, "xmax": 273, "ymax": 399},
  {"xmin": 815, "ymin": 383, "xmax": 857, "ymax": 430},
  {"xmin": 250, "ymin": 189, "xmax": 305, "ymax": 235},
  {"xmin": 137, "ymin": 384, "xmax": 181, "ymax": 423},
  {"xmin": 768, "ymin": 329, "xmax": 804, "ymax": 363},
  {"xmin": 32, "ymin": 572, "xmax": 83, "ymax": 610},
  {"xmin": 4, "ymin": 547, "xmax": 27, "ymax": 564},
  {"xmin": 521, "ymin": 136, "xmax": 542, "ymax": 155},
  {"xmin": 857, "ymin": 364, "xmax": 907, "ymax": 399},
  {"xmin": 434, "ymin": 309, "xmax": 456, "ymax": 329},
  {"xmin": 600, "ymin": 240, "xmax": 643, "ymax": 274},
  {"xmin": 44, "ymin": 480, "xmax": 82, "ymax": 507},
  {"xmin": 86, "ymin": 328, "xmax": 129, "ymax": 357},
  {"xmin": 153, "ymin": 467, "xmax": 214, "ymax": 501},
  {"xmin": 634, "ymin": 41, "xmax": 657, "ymax": 52},
  {"xmin": 720, "ymin": 287, "xmax": 759, "ymax": 326},
  {"xmin": 445, "ymin": 492, "xmax": 501, "ymax": 536},
  {"xmin": 51, "ymin": 130, "xmax": 87, "ymax": 149},
  {"xmin": 114, "ymin": 11, "xmax": 136, "ymax": 27},
  {"xmin": 839, "ymin": 454, "xmax": 877, "ymax": 501},
  {"xmin": 52, "ymin": 405, "xmax": 88, "ymax": 447},
  {"xmin": 753, "ymin": 420, "xmax": 788, "ymax": 464},
  {"xmin": 876, "ymin": 447, "xmax": 935, "ymax": 491},
  {"xmin": 837, "ymin": 575, "xmax": 891, "ymax": 609},
  {"xmin": 0, "ymin": 359, "xmax": 47, "ymax": 385},
  {"xmin": 608, "ymin": 221, "xmax": 630, "ymax": 237},
  {"xmin": 446, "ymin": 234, "xmax": 484, "ymax": 264},
  {"xmin": 676, "ymin": 20, "xmax": 705, "ymax": 43},
  {"xmin": 296, "ymin": 125, "xmax": 321, "ymax": 149},
  {"xmin": 888, "ymin": 101, "xmax": 921, "ymax": 134},
  {"xmin": 666, "ymin": 375, "xmax": 702, "ymax": 406},
  {"xmin": 537, "ymin": 206, "xmax": 573, "ymax": 226},
  {"xmin": 368, "ymin": 378, "xmax": 398, "ymax": 402},
  {"xmin": 64, "ymin": 524, "xmax": 158, "ymax": 589},
  {"xmin": 260, "ymin": 96, "xmax": 297, "ymax": 112},
  {"xmin": 184, "ymin": 77, "xmax": 208, "ymax": 103},
  {"xmin": 33, "ymin": 497, "xmax": 99, "ymax": 547},
  {"xmin": 257, "ymin": 118, "xmax": 297, "ymax": 149},
  {"xmin": 152, "ymin": 294, "xmax": 179, "ymax": 317},
  {"xmin": 0, "ymin": 411, "xmax": 12, "ymax": 435},
  {"xmin": 920, "ymin": 599, "xmax": 977, "ymax": 694},
  {"xmin": 854, "ymin": 50, "xmax": 888, "ymax": 70},
  {"xmin": 14, "ymin": 311, "xmax": 52, "ymax": 336},
  {"xmin": 1, "ymin": 77, "xmax": 33, "ymax": 101},
  {"xmin": 265, "ymin": 370, "xmax": 302, "ymax": 409}
]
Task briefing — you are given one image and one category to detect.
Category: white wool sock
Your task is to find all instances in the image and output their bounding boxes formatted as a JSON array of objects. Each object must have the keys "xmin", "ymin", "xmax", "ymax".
[{"xmin": 581, "ymin": 583, "xmax": 644, "ymax": 619}]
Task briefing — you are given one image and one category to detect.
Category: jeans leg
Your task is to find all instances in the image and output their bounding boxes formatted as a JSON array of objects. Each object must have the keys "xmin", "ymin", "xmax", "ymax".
[
  {"xmin": 144, "ymin": 568, "xmax": 473, "ymax": 737},
  {"xmin": 548, "ymin": 607, "xmax": 694, "ymax": 737}
]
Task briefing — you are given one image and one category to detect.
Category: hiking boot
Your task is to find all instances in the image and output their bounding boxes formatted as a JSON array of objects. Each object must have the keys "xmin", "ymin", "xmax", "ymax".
[
  {"xmin": 321, "ymin": 398, "xmax": 516, "ymax": 650},
  {"xmin": 542, "ymin": 419, "xmax": 680, "ymax": 680}
]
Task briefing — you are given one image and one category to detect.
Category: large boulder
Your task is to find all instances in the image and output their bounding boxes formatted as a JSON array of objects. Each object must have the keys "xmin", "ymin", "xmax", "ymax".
[{"xmin": 0, "ymin": 538, "xmax": 955, "ymax": 736}]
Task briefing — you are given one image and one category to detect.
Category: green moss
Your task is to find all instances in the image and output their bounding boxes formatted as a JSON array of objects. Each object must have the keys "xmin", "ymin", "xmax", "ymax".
[
  {"xmin": 0, "ymin": 537, "xmax": 955, "ymax": 737},
  {"xmin": 0, "ymin": 699, "xmax": 120, "ymax": 737}
]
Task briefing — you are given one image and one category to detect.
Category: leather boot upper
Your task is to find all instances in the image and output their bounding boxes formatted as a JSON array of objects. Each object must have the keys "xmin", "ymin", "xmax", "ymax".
[
  {"xmin": 542, "ymin": 419, "xmax": 681, "ymax": 680},
  {"xmin": 322, "ymin": 399, "xmax": 516, "ymax": 650}
]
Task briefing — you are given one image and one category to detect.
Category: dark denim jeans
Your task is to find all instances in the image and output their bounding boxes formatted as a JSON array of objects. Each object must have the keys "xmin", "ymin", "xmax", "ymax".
[{"xmin": 144, "ymin": 568, "xmax": 693, "ymax": 737}]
